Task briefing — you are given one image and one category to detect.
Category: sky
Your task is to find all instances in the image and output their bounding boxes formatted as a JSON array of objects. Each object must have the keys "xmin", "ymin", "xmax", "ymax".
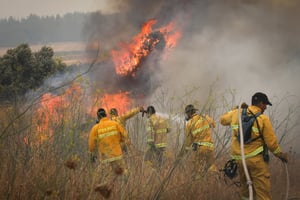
[{"xmin": 0, "ymin": 0, "xmax": 111, "ymax": 19}]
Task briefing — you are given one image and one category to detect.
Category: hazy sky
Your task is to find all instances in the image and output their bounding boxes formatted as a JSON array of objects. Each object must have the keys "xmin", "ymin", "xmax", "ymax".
[{"xmin": 0, "ymin": 0, "xmax": 111, "ymax": 19}]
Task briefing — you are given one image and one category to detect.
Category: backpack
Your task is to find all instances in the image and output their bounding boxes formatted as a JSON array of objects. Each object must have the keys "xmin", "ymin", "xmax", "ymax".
[{"xmin": 237, "ymin": 108, "xmax": 261, "ymax": 144}]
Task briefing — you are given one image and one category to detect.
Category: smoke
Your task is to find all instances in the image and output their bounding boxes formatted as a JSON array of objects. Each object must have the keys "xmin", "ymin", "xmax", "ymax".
[
  {"xmin": 83, "ymin": 0, "xmax": 300, "ymax": 150},
  {"xmin": 86, "ymin": 0, "xmax": 300, "ymax": 99},
  {"xmin": 158, "ymin": 0, "xmax": 300, "ymax": 151},
  {"xmin": 161, "ymin": 1, "xmax": 300, "ymax": 99}
]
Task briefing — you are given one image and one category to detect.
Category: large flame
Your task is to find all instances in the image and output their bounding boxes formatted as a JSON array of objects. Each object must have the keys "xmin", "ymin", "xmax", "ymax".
[{"xmin": 111, "ymin": 19, "xmax": 182, "ymax": 77}]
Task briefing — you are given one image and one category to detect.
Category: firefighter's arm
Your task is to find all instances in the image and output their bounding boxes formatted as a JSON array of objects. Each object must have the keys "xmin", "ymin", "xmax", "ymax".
[
  {"xmin": 160, "ymin": 118, "xmax": 170, "ymax": 133},
  {"xmin": 205, "ymin": 115, "xmax": 216, "ymax": 128},
  {"xmin": 220, "ymin": 110, "xmax": 234, "ymax": 126},
  {"xmin": 262, "ymin": 116, "xmax": 288, "ymax": 163},
  {"xmin": 122, "ymin": 107, "xmax": 141, "ymax": 120},
  {"xmin": 88, "ymin": 125, "xmax": 98, "ymax": 162},
  {"xmin": 88, "ymin": 125, "xmax": 97, "ymax": 152},
  {"xmin": 184, "ymin": 123, "xmax": 192, "ymax": 148}
]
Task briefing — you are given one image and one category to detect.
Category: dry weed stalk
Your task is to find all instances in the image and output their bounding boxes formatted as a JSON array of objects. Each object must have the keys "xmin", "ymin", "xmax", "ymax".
[{"xmin": 0, "ymin": 88, "xmax": 299, "ymax": 199}]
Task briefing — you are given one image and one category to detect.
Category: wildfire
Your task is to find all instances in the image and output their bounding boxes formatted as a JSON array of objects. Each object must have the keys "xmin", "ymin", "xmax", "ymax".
[
  {"xmin": 91, "ymin": 91, "xmax": 132, "ymax": 116},
  {"xmin": 111, "ymin": 19, "xmax": 182, "ymax": 77},
  {"xmin": 34, "ymin": 84, "xmax": 133, "ymax": 143},
  {"xmin": 34, "ymin": 84, "xmax": 82, "ymax": 142},
  {"xmin": 33, "ymin": 17, "xmax": 182, "ymax": 143}
]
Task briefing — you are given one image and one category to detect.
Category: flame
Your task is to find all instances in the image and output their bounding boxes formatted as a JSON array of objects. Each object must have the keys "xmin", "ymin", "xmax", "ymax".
[
  {"xmin": 91, "ymin": 91, "xmax": 132, "ymax": 116},
  {"xmin": 32, "ymin": 18, "xmax": 183, "ymax": 143},
  {"xmin": 34, "ymin": 84, "xmax": 132, "ymax": 143},
  {"xmin": 34, "ymin": 83, "xmax": 82, "ymax": 142},
  {"xmin": 160, "ymin": 21, "xmax": 182, "ymax": 48},
  {"xmin": 111, "ymin": 19, "xmax": 182, "ymax": 77}
]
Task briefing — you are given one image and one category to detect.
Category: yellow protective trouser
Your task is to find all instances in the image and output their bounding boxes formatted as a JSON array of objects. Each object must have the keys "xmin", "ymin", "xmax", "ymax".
[
  {"xmin": 237, "ymin": 154, "xmax": 271, "ymax": 200},
  {"xmin": 97, "ymin": 158, "xmax": 128, "ymax": 186},
  {"xmin": 190, "ymin": 148, "xmax": 216, "ymax": 176},
  {"xmin": 144, "ymin": 146, "xmax": 166, "ymax": 169}
]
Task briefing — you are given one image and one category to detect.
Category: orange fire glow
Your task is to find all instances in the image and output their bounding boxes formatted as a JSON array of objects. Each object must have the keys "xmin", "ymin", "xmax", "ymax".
[
  {"xmin": 111, "ymin": 19, "xmax": 182, "ymax": 77},
  {"xmin": 34, "ymin": 84, "xmax": 82, "ymax": 142},
  {"xmin": 160, "ymin": 21, "xmax": 182, "ymax": 49},
  {"xmin": 91, "ymin": 91, "xmax": 132, "ymax": 116}
]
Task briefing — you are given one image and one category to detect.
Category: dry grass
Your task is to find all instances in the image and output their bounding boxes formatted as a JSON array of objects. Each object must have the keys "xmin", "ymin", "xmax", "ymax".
[{"xmin": 0, "ymin": 89, "xmax": 299, "ymax": 200}]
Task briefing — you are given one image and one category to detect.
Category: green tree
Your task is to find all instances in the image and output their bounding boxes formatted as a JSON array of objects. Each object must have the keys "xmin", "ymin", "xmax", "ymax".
[{"xmin": 0, "ymin": 44, "xmax": 66, "ymax": 100}]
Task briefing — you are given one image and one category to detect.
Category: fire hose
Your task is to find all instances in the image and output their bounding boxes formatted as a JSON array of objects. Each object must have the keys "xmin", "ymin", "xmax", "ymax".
[
  {"xmin": 238, "ymin": 104, "xmax": 254, "ymax": 200},
  {"xmin": 283, "ymin": 162, "xmax": 289, "ymax": 200},
  {"xmin": 238, "ymin": 103, "xmax": 290, "ymax": 200}
]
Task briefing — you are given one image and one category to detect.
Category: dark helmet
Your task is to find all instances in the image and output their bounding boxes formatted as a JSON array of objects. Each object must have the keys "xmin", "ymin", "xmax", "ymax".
[
  {"xmin": 185, "ymin": 104, "xmax": 198, "ymax": 114},
  {"xmin": 97, "ymin": 108, "xmax": 107, "ymax": 119},
  {"xmin": 184, "ymin": 104, "xmax": 197, "ymax": 121},
  {"xmin": 251, "ymin": 92, "xmax": 272, "ymax": 106},
  {"xmin": 109, "ymin": 108, "xmax": 118, "ymax": 116},
  {"xmin": 146, "ymin": 106, "xmax": 156, "ymax": 115}
]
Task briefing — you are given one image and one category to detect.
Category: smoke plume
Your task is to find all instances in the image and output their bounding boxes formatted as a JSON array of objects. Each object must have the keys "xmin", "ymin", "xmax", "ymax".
[{"xmin": 83, "ymin": 0, "xmax": 300, "ymax": 150}]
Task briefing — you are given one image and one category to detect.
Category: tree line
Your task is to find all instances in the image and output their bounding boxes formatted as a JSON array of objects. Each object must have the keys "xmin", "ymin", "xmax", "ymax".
[{"xmin": 0, "ymin": 12, "xmax": 90, "ymax": 47}]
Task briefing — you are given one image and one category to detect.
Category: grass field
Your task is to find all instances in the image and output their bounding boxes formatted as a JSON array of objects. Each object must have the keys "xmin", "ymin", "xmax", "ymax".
[
  {"xmin": 0, "ymin": 41, "xmax": 299, "ymax": 199},
  {"xmin": 0, "ymin": 88, "xmax": 299, "ymax": 200}
]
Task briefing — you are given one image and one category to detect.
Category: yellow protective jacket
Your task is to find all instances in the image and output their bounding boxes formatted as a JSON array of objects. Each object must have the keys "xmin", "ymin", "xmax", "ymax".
[
  {"xmin": 88, "ymin": 117, "xmax": 128, "ymax": 163},
  {"xmin": 185, "ymin": 114, "xmax": 215, "ymax": 150},
  {"xmin": 220, "ymin": 105, "xmax": 282, "ymax": 160},
  {"xmin": 111, "ymin": 107, "xmax": 140, "ymax": 127},
  {"xmin": 146, "ymin": 114, "xmax": 170, "ymax": 148}
]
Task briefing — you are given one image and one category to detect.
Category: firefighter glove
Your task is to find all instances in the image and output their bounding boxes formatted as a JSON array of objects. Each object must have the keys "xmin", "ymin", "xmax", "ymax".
[
  {"xmin": 192, "ymin": 142, "xmax": 198, "ymax": 151},
  {"xmin": 147, "ymin": 141, "xmax": 156, "ymax": 151},
  {"xmin": 140, "ymin": 106, "xmax": 145, "ymax": 112},
  {"xmin": 147, "ymin": 141, "xmax": 155, "ymax": 146},
  {"xmin": 276, "ymin": 152, "xmax": 288, "ymax": 163}
]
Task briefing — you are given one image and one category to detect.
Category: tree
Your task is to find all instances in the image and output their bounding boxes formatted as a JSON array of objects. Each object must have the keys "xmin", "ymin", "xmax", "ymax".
[{"xmin": 0, "ymin": 44, "xmax": 66, "ymax": 101}]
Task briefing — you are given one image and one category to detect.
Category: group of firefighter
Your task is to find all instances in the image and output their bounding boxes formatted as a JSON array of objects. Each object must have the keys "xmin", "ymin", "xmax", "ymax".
[{"xmin": 88, "ymin": 92, "xmax": 288, "ymax": 200}]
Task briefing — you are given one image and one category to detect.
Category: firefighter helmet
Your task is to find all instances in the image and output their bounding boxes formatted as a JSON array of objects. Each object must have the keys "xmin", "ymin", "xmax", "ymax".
[
  {"xmin": 252, "ymin": 92, "xmax": 272, "ymax": 106},
  {"xmin": 185, "ymin": 104, "xmax": 198, "ymax": 114},
  {"xmin": 97, "ymin": 108, "xmax": 107, "ymax": 119},
  {"xmin": 185, "ymin": 104, "xmax": 198, "ymax": 121},
  {"xmin": 146, "ymin": 106, "xmax": 156, "ymax": 115},
  {"xmin": 109, "ymin": 108, "xmax": 118, "ymax": 116}
]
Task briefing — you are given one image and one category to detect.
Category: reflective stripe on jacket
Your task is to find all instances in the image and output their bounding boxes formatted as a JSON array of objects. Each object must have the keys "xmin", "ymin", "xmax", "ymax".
[
  {"xmin": 220, "ymin": 105, "xmax": 282, "ymax": 158},
  {"xmin": 194, "ymin": 141, "xmax": 214, "ymax": 148},
  {"xmin": 88, "ymin": 117, "xmax": 128, "ymax": 160},
  {"xmin": 185, "ymin": 114, "xmax": 215, "ymax": 149}
]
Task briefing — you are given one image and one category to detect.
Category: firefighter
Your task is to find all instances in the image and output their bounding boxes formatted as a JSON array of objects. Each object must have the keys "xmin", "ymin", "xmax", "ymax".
[
  {"xmin": 220, "ymin": 92, "xmax": 288, "ymax": 200},
  {"xmin": 109, "ymin": 106, "xmax": 144, "ymax": 153},
  {"xmin": 88, "ymin": 108, "xmax": 130, "ymax": 198},
  {"xmin": 184, "ymin": 104, "xmax": 217, "ymax": 179},
  {"xmin": 144, "ymin": 105, "xmax": 170, "ymax": 169}
]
